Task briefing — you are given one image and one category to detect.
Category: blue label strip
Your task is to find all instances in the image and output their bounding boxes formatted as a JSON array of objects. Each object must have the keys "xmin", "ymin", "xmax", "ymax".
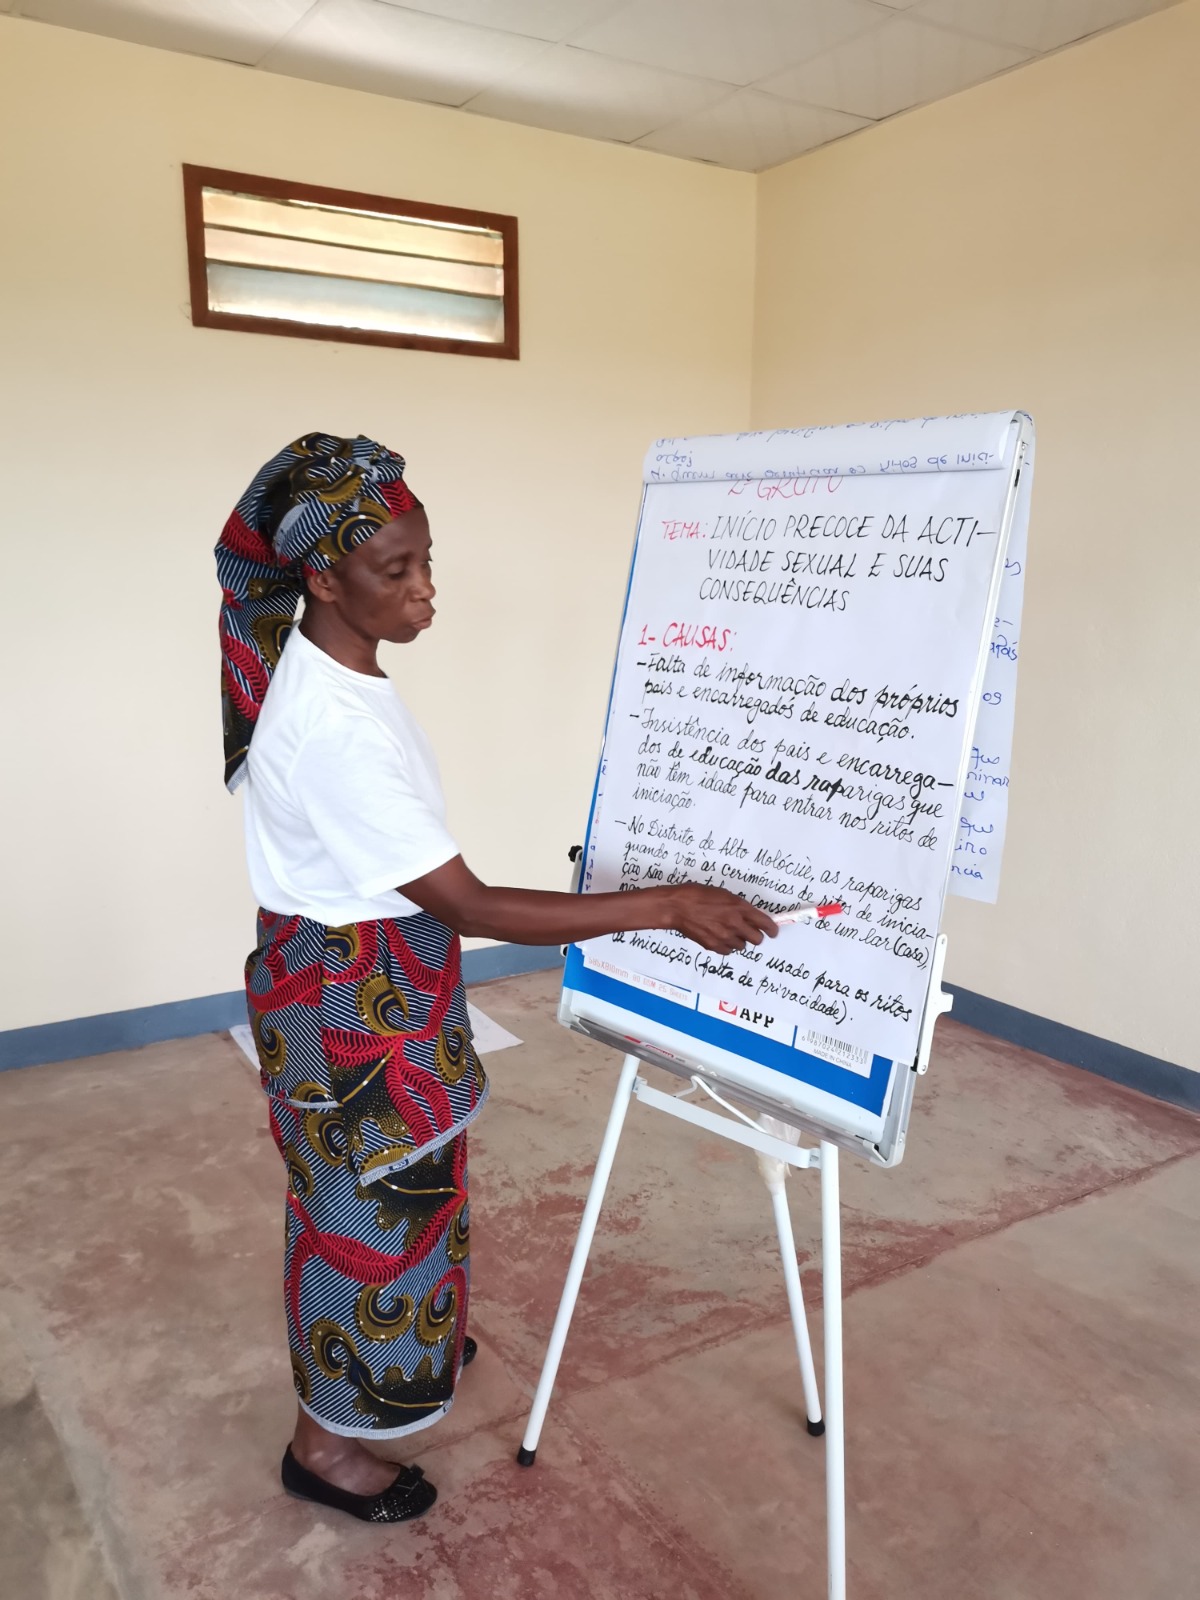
[{"xmin": 564, "ymin": 946, "xmax": 895, "ymax": 1115}]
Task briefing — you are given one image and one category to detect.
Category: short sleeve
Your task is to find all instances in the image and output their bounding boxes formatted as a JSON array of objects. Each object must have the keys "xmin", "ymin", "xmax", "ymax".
[{"xmin": 291, "ymin": 713, "xmax": 459, "ymax": 898}]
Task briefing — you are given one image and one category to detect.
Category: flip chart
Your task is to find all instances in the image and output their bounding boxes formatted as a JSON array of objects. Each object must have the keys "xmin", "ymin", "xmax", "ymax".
[{"xmin": 575, "ymin": 414, "xmax": 1032, "ymax": 1073}]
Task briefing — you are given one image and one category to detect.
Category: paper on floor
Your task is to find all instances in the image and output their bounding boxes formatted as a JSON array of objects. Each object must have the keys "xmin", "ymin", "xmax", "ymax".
[
  {"xmin": 229, "ymin": 1023, "xmax": 257, "ymax": 1070},
  {"xmin": 230, "ymin": 1006, "xmax": 521, "ymax": 1067},
  {"xmin": 466, "ymin": 1003, "xmax": 522, "ymax": 1055}
]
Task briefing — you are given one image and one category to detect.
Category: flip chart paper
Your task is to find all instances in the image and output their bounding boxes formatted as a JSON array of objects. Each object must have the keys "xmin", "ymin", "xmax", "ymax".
[
  {"xmin": 578, "ymin": 414, "xmax": 1028, "ymax": 1069},
  {"xmin": 951, "ymin": 439, "xmax": 1032, "ymax": 902}
]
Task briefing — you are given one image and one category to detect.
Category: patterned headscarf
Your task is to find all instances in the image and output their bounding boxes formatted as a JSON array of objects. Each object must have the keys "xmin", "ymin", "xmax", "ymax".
[{"xmin": 217, "ymin": 432, "xmax": 420, "ymax": 791}]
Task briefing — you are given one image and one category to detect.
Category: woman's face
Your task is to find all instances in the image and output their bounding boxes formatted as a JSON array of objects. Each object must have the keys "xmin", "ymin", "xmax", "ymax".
[{"xmin": 310, "ymin": 508, "xmax": 436, "ymax": 645}]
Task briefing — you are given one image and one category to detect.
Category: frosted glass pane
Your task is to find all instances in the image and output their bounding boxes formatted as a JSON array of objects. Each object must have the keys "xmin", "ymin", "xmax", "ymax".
[
  {"xmin": 202, "ymin": 189, "xmax": 504, "ymax": 267},
  {"xmin": 204, "ymin": 226, "xmax": 502, "ymax": 297},
  {"xmin": 207, "ymin": 262, "xmax": 505, "ymax": 344}
]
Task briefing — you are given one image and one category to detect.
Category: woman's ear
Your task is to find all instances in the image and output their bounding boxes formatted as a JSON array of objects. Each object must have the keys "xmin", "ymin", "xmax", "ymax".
[{"xmin": 304, "ymin": 567, "xmax": 339, "ymax": 606}]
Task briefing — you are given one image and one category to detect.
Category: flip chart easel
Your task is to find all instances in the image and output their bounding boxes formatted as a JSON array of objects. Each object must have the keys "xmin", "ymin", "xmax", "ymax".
[{"xmin": 515, "ymin": 414, "xmax": 1033, "ymax": 1599}]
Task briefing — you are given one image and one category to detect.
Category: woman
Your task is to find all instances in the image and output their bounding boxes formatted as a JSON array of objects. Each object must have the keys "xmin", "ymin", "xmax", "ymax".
[{"xmin": 217, "ymin": 434, "xmax": 775, "ymax": 1524}]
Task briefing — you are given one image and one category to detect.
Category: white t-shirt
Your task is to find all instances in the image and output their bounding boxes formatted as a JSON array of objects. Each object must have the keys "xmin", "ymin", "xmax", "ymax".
[{"xmin": 242, "ymin": 627, "xmax": 459, "ymax": 924}]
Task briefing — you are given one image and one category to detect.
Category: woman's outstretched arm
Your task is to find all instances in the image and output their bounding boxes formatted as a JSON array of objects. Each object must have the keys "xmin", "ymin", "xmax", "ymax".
[{"xmin": 400, "ymin": 855, "xmax": 778, "ymax": 956}]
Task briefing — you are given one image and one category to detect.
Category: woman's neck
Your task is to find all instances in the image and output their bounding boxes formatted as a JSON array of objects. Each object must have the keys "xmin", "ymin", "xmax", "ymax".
[{"xmin": 298, "ymin": 607, "xmax": 385, "ymax": 677}]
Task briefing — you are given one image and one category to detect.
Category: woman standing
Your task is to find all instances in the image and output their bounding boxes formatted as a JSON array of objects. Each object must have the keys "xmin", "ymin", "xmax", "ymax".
[{"xmin": 217, "ymin": 434, "xmax": 775, "ymax": 1524}]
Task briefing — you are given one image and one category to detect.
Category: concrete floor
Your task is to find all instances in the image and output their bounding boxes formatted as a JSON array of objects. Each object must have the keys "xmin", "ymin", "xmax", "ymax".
[{"xmin": 1, "ymin": 970, "xmax": 1198, "ymax": 1600}]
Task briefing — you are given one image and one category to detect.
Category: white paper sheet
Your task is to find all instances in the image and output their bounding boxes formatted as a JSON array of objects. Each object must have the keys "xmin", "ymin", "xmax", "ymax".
[
  {"xmin": 950, "ymin": 439, "xmax": 1032, "ymax": 902},
  {"xmin": 645, "ymin": 412, "xmax": 1016, "ymax": 486},
  {"xmin": 229, "ymin": 1023, "xmax": 257, "ymax": 1070},
  {"xmin": 465, "ymin": 1002, "xmax": 522, "ymax": 1055},
  {"xmin": 579, "ymin": 415, "xmax": 1028, "ymax": 1068},
  {"xmin": 645, "ymin": 418, "xmax": 1032, "ymax": 908}
]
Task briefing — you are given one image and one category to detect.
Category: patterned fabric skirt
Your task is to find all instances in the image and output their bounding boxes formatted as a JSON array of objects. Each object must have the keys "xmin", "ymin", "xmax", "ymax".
[{"xmin": 245, "ymin": 909, "xmax": 489, "ymax": 1439}]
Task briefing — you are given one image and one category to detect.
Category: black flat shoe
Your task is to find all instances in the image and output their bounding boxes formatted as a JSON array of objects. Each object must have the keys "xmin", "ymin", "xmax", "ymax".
[
  {"xmin": 281, "ymin": 1446, "xmax": 437, "ymax": 1523},
  {"xmin": 462, "ymin": 1336, "xmax": 477, "ymax": 1368}
]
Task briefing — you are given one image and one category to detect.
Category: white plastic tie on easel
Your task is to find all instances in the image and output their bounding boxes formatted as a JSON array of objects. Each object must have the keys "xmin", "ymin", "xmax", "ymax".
[
  {"xmin": 755, "ymin": 1113, "xmax": 805, "ymax": 1195},
  {"xmin": 688, "ymin": 1073, "xmax": 759, "ymax": 1129},
  {"xmin": 689, "ymin": 1076, "xmax": 808, "ymax": 1194}
]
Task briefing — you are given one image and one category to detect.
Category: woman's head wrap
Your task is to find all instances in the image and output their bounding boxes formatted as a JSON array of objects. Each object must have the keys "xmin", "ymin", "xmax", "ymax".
[{"xmin": 217, "ymin": 432, "xmax": 420, "ymax": 791}]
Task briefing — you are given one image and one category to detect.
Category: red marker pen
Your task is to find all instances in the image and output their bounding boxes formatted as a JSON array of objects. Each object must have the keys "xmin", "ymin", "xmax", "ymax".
[{"xmin": 773, "ymin": 902, "xmax": 843, "ymax": 926}]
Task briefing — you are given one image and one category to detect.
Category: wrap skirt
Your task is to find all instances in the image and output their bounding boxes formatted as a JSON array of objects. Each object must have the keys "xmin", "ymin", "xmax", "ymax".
[{"xmin": 245, "ymin": 908, "xmax": 489, "ymax": 1438}]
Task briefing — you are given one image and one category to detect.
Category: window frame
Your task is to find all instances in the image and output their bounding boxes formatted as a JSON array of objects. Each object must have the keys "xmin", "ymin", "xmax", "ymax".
[{"xmin": 181, "ymin": 164, "xmax": 519, "ymax": 361}]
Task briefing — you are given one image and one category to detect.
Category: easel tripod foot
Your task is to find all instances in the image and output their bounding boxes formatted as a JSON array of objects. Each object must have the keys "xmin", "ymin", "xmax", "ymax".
[{"xmin": 516, "ymin": 1445, "xmax": 537, "ymax": 1468}]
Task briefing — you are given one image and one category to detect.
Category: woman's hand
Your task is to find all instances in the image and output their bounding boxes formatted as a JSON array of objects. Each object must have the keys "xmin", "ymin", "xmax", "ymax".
[{"xmin": 660, "ymin": 885, "xmax": 779, "ymax": 955}]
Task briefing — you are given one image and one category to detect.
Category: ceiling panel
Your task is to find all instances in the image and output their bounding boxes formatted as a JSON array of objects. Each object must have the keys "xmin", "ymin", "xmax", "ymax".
[
  {"xmin": 14, "ymin": 0, "xmax": 312, "ymax": 64},
  {"xmin": 261, "ymin": 0, "xmax": 549, "ymax": 106},
  {"xmin": 636, "ymin": 88, "xmax": 869, "ymax": 171},
  {"xmin": 466, "ymin": 45, "xmax": 731, "ymax": 144},
  {"xmin": 761, "ymin": 14, "xmax": 1031, "ymax": 121},
  {"xmin": 376, "ymin": 0, "xmax": 626, "ymax": 44},
  {"xmin": 6, "ymin": 0, "xmax": 1183, "ymax": 171},
  {"xmin": 911, "ymin": 0, "xmax": 1174, "ymax": 54},
  {"xmin": 572, "ymin": 0, "xmax": 888, "ymax": 88}
]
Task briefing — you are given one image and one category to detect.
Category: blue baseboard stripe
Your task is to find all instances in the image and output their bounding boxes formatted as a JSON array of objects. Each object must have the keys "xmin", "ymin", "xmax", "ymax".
[
  {"xmin": 1, "ymin": 953, "xmax": 1194, "ymax": 1115},
  {"xmin": 462, "ymin": 943, "xmax": 564, "ymax": 986},
  {"xmin": 0, "ymin": 991, "xmax": 251, "ymax": 1073},
  {"xmin": 946, "ymin": 984, "xmax": 1200, "ymax": 1113},
  {"xmin": 0, "ymin": 944, "xmax": 565, "ymax": 1073}
]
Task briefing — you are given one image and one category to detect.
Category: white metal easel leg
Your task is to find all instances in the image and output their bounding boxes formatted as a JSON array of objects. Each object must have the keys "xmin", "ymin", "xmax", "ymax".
[
  {"xmin": 766, "ymin": 1180, "xmax": 825, "ymax": 1435},
  {"xmin": 821, "ymin": 1139, "xmax": 846, "ymax": 1600},
  {"xmin": 517, "ymin": 1052, "xmax": 641, "ymax": 1466}
]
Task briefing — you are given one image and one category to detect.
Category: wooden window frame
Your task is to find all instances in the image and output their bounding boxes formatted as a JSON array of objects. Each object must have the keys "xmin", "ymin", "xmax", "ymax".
[{"xmin": 182, "ymin": 164, "xmax": 519, "ymax": 361}]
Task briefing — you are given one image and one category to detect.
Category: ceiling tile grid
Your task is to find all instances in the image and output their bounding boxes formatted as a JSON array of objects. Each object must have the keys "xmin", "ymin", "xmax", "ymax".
[
  {"xmin": 466, "ymin": 42, "xmax": 732, "ymax": 144},
  {"xmin": 5, "ymin": 0, "xmax": 1183, "ymax": 169},
  {"xmin": 758, "ymin": 14, "xmax": 1033, "ymax": 122},
  {"xmin": 910, "ymin": 0, "xmax": 1173, "ymax": 55},
  {"xmin": 635, "ymin": 88, "xmax": 871, "ymax": 171},
  {"xmin": 380, "ymin": 0, "xmax": 626, "ymax": 43},
  {"xmin": 567, "ymin": 0, "xmax": 889, "ymax": 87},
  {"xmin": 14, "ymin": 0, "xmax": 316, "ymax": 64},
  {"xmin": 259, "ymin": 0, "xmax": 549, "ymax": 106}
]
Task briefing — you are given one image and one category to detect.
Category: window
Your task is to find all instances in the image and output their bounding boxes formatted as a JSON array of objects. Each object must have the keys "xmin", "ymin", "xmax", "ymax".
[{"xmin": 182, "ymin": 165, "xmax": 518, "ymax": 360}]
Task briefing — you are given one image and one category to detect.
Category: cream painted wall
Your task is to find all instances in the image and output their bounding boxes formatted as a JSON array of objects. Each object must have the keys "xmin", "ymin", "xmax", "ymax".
[
  {"xmin": 4, "ymin": 6, "xmax": 1197, "ymax": 1073},
  {"xmin": 0, "ymin": 17, "xmax": 755, "ymax": 1029},
  {"xmin": 753, "ymin": 1, "xmax": 1200, "ymax": 1069}
]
